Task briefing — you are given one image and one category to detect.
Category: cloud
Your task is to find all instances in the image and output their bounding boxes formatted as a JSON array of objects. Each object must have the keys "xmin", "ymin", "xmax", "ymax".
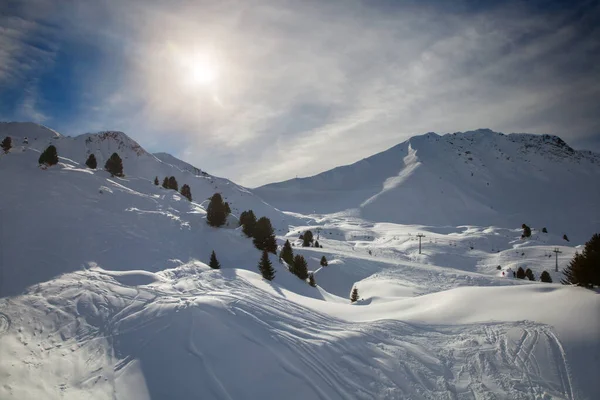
[{"xmin": 1, "ymin": 0, "xmax": 599, "ymax": 186}]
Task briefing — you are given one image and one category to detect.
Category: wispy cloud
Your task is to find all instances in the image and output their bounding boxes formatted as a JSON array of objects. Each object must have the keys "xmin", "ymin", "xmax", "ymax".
[{"xmin": 1, "ymin": 0, "xmax": 599, "ymax": 186}]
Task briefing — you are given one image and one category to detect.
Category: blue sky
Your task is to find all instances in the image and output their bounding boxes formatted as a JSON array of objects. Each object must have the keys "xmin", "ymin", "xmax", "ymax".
[{"xmin": 1, "ymin": 0, "xmax": 599, "ymax": 186}]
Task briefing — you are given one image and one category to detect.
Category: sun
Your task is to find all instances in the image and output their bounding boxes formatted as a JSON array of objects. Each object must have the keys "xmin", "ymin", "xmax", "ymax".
[{"xmin": 190, "ymin": 59, "xmax": 218, "ymax": 85}]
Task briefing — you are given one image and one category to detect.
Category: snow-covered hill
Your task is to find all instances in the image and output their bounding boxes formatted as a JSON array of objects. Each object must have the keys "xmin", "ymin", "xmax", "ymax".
[
  {"xmin": 1, "ymin": 122, "xmax": 598, "ymax": 400},
  {"xmin": 255, "ymin": 129, "xmax": 600, "ymax": 244}
]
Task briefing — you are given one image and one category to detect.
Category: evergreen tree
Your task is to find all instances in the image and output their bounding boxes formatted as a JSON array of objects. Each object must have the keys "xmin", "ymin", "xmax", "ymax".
[
  {"xmin": 180, "ymin": 184, "xmax": 192, "ymax": 201},
  {"xmin": 290, "ymin": 254, "xmax": 309, "ymax": 280},
  {"xmin": 85, "ymin": 154, "xmax": 97, "ymax": 169},
  {"xmin": 516, "ymin": 266, "xmax": 526, "ymax": 279},
  {"xmin": 561, "ymin": 233, "xmax": 600, "ymax": 288},
  {"xmin": 239, "ymin": 210, "xmax": 257, "ymax": 237},
  {"xmin": 350, "ymin": 287, "xmax": 359, "ymax": 303},
  {"xmin": 302, "ymin": 230, "xmax": 314, "ymax": 247},
  {"xmin": 162, "ymin": 177, "xmax": 169, "ymax": 189},
  {"xmin": 253, "ymin": 217, "xmax": 277, "ymax": 253},
  {"xmin": 224, "ymin": 202, "xmax": 231, "ymax": 215},
  {"xmin": 314, "ymin": 240, "xmax": 320, "ymax": 248},
  {"xmin": 1, "ymin": 136, "xmax": 12, "ymax": 153},
  {"xmin": 154, "ymin": 176, "xmax": 159, "ymax": 185},
  {"xmin": 280, "ymin": 240, "xmax": 294, "ymax": 266},
  {"xmin": 525, "ymin": 268, "xmax": 535, "ymax": 281},
  {"xmin": 209, "ymin": 250, "xmax": 221, "ymax": 269},
  {"xmin": 521, "ymin": 224, "xmax": 531, "ymax": 238},
  {"xmin": 308, "ymin": 273, "xmax": 316, "ymax": 287},
  {"xmin": 104, "ymin": 152, "xmax": 123, "ymax": 176},
  {"xmin": 207, "ymin": 193, "xmax": 227, "ymax": 227},
  {"xmin": 540, "ymin": 270, "xmax": 552, "ymax": 283},
  {"xmin": 258, "ymin": 250, "xmax": 275, "ymax": 281},
  {"xmin": 320, "ymin": 256, "xmax": 328, "ymax": 267},
  {"xmin": 38, "ymin": 145, "xmax": 59, "ymax": 166},
  {"xmin": 542, "ymin": 227, "xmax": 548, "ymax": 233},
  {"xmin": 168, "ymin": 176, "xmax": 178, "ymax": 191}
]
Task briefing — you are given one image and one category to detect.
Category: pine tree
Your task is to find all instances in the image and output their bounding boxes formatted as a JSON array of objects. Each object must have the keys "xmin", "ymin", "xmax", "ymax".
[
  {"xmin": 542, "ymin": 227, "xmax": 548, "ymax": 233},
  {"xmin": 521, "ymin": 224, "xmax": 531, "ymax": 238},
  {"xmin": 561, "ymin": 233, "xmax": 600, "ymax": 288},
  {"xmin": 224, "ymin": 202, "xmax": 231, "ymax": 215},
  {"xmin": 314, "ymin": 240, "xmax": 320, "ymax": 248},
  {"xmin": 540, "ymin": 270, "xmax": 552, "ymax": 283},
  {"xmin": 180, "ymin": 184, "xmax": 192, "ymax": 201},
  {"xmin": 320, "ymin": 256, "xmax": 328, "ymax": 267},
  {"xmin": 38, "ymin": 145, "xmax": 59, "ymax": 166},
  {"xmin": 154, "ymin": 176, "xmax": 159, "ymax": 185},
  {"xmin": 280, "ymin": 240, "xmax": 294, "ymax": 266},
  {"xmin": 168, "ymin": 176, "xmax": 178, "ymax": 191},
  {"xmin": 104, "ymin": 153, "xmax": 123, "ymax": 176},
  {"xmin": 308, "ymin": 273, "xmax": 316, "ymax": 287},
  {"xmin": 258, "ymin": 250, "xmax": 275, "ymax": 281},
  {"xmin": 516, "ymin": 267, "xmax": 526, "ymax": 279},
  {"xmin": 162, "ymin": 177, "xmax": 169, "ymax": 189},
  {"xmin": 525, "ymin": 268, "xmax": 535, "ymax": 281},
  {"xmin": 239, "ymin": 210, "xmax": 257, "ymax": 237},
  {"xmin": 209, "ymin": 251, "xmax": 221, "ymax": 269},
  {"xmin": 253, "ymin": 217, "xmax": 277, "ymax": 253},
  {"xmin": 85, "ymin": 154, "xmax": 97, "ymax": 169},
  {"xmin": 206, "ymin": 193, "xmax": 227, "ymax": 227},
  {"xmin": 302, "ymin": 230, "xmax": 314, "ymax": 247},
  {"xmin": 350, "ymin": 287, "xmax": 359, "ymax": 303},
  {"xmin": 1, "ymin": 136, "xmax": 12, "ymax": 153},
  {"xmin": 291, "ymin": 254, "xmax": 309, "ymax": 280}
]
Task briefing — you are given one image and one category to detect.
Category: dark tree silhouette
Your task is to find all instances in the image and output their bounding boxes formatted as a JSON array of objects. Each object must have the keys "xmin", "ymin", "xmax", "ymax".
[
  {"xmin": 280, "ymin": 240, "xmax": 294, "ymax": 266},
  {"xmin": 562, "ymin": 233, "xmax": 600, "ymax": 288},
  {"xmin": 291, "ymin": 254, "xmax": 309, "ymax": 280},
  {"xmin": 224, "ymin": 202, "xmax": 231, "ymax": 215},
  {"xmin": 207, "ymin": 193, "xmax": 227, "ymax": 227},
  {"xmin": 521, "ymin": 224, "xmax": 531, "ymax": 238},
  {"xmin": 516, "ymin": 267, "xmax": 526, "ymax": 279},
  {"xmin": 168, "ymin": 176, "xmax": 178, "ymax": 191},
  {"xmin": 350, "ymin": 287, "xmax": 359, "ymax": 303},
  {"xmin": 302, "ymin": 230, "xmax": 314, "ymax": 247},
  {"xmin": 162, "ymin": 177, "xmax": 169, "ymax": 189},
  {"xmin": 38, "ymin": 145, "xmax": 59, "ymax": 166},
  {"xmin": 525, "ymin": 268, "xmax": 535, "ymax": 281},
  {"xmin": 154, "ymin": 176, "xmax": 159, "ymax": 185},
  {"xmin": 258, "ymin": 250, "xmax": 275, "ymax": 281},
  {"xmin": 308, "ymin": 273, "xmax": 316, "ymax": 287},
  {"xmin": 104, "ymin": 153, "xmax": 123, "ymax": 176},
  {"xmin": 253, "ymin": 217, "xmax": 277, "ymax": 253},
  {"xmin": 85, "ymin": 154, "xmax": 97, "ymax": 169},
  {"xmin": 180, "ymin": 184, "xmax": 192, "ymax": 201},
  {"xmin": 209, "ymin": 251, "xmax": 221, "ymax": 269},
  {"xmin": 1, "ymin": 136, "xmax": 12, "ymax": 153},
  {"xmin": 240, "ymin": 210, "xmax": 257, "ymax": 237},
  {"xmin": 320, "ymin": 256, "xmax": 328, "ymax": 267},
  {"xmin": 542, "ymin": 227, "xmax": 548, "ymax": 233},
  {"xmin": 540, "ymin": 271, "xmax": 552, "ymax": 283}
]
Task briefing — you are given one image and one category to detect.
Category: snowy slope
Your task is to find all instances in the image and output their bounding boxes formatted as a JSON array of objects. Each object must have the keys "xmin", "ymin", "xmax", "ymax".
[
  {"xmin": 1, "ymin": 122, "xmax": 599, "ymax": 400},
  {"xmin": 255, "ymin": 129, "xmax": 600, "ymax": 244},
  {"xmin": 0, "ymin": 122, "xmax": 300, "ymax": 296}
]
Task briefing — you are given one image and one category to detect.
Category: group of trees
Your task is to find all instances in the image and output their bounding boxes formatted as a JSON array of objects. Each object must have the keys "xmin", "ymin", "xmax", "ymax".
[
  {"xmin": 239, "ymin": 210, "xmax": 277, "ymax": 252},
  {"xmin": 299, "ymin": 230, "xmax": 322, "ymax": 248},
  {"xmin": 562, "ymin": 233, "xmax": 599, "ymax": 288},
  {"xmin": 207, "ymin": 193, "xmax": 232, "ymax": 227},
  {"xmin": 156, "ymin": 176, "xmax": 192, "ymax": 201}
]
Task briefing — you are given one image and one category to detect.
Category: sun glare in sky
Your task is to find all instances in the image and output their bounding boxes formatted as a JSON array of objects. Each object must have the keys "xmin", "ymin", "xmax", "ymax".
[{"xmin": 182, "ymin": 53, "xmax": 219, "ymax": 86}]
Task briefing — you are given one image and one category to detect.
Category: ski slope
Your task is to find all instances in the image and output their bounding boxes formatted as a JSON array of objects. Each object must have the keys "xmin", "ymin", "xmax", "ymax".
[
  {"xmin": 255, "ymin": 129, "xmax": 600, "ymax": 244},
  {"xmin": 1, "ymin": 122, "xmax": 598, "ymax": 399}
]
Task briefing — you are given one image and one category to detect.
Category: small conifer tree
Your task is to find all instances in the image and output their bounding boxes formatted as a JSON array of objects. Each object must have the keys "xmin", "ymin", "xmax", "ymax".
[
  {"xmin": 104, "ymin": 152, "xmax": 123, "ymax": 176},
  {"xmin": 258, "ymin": 250, "xmax": 275, "ymax": 281},
  {"xmin": 207, "ymin": 193, "xmax": 227, "ymax": 227},
  {"xmin": 224, "ymin": 202, "xmax": 231, "ymax": 215},
  {"xmin": 85, "ymin": 154, "xmax": 97, "ymax": 169},
  {"xmin": 525, "ymin": 268, "xmax": 535, "ymax": 281},
  {"xmin": 180, "ymin": 184, "xmax": 192, "ymax": 201},
  {"xmin": 38, "ymin": 145, "xmax": 59, "ymax": 166},
  {"xmin": 168, "ymin": 176, "xmax": 178, "ymax": 191},
  {"xmin": 253, "ymin": 217, "xmax": 277, "ymax": 253},
  {"xmin": 542, "ymin": 227, "xmax": 548, "ymax": 233},
  {"xmin": 1, "ymin": 136, "xmax": 12, "ymax": 153},
  {"xmin": 209, "ymin": 251, "xmax": 221, "ymax": 269},
  {"xmin": 308, "ymin": 273, "xmax": 316, "ymax": 287},
  {"xmin": 302, "ymin": 230, "xmax": 314, "ymax": 247},
  {"xmin": 561, "ymin": 233, "xmax": 600, "ymax": 288},
  {"xmin": 350, "ymin": 287, "xmax": 359, "ymax": 303},
  {"xmin": 154, "ymin": 176, "xmax": 159, "ymax": 185},
  {"xmin": 291, "ymin": 254, "xmax": 309, "ymax": 280},
  {"xmin": 516, "ymin": 266, "xmax": 526, "ymax": 279},
  {"xmin": 162, "ymin": 177, "xmax": 169, "ymax": 189},
  {"xmin": 540, "ymin": 271, "xmax": 552, "ymax": 283},
  {"xmin": 280, "ymin": 240, "xmax": 294, "ymax": 266},
  {"xmin": 320, "ymin": 256, "xmax": 328, "ymax": 267},
  {"xmin": 521, "ymin": 224, "xmax": 531, "ymax": 238},
  {"xmin": 314, "ymin": 240, "xmax": 320, "ymax": 248},
  {"xmin": 240, "ymin": 210, "xmax": 257, "ymax": 237}
]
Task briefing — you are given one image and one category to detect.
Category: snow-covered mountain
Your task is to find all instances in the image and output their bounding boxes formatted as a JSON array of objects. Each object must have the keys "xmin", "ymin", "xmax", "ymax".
[
  {"xmin": 1, "ymin": 122, "xmax": 598, "ymax": 400},
  {"xmin": 255, "ymin": 129, "xmax": 600, "ymax": 244}
]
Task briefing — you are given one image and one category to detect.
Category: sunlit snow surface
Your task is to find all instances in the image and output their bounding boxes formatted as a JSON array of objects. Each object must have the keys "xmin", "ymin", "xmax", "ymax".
[{"xmin": 0, "ymin": 123, "xmax": 598, "ymax": 399}]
